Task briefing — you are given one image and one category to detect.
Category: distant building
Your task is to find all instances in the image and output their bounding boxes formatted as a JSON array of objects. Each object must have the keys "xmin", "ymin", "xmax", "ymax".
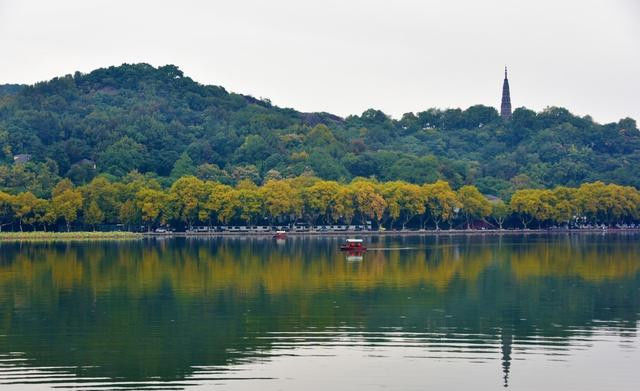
[
  {"xmin": 485, "ymin": 194, "xmax": 502, "ymax": 204},
  {"xmin": 77, "ymin": 159, "xmax": 97, "ymax": 169},
  {"xmin": 500, "ymin": 67, "xmax": 512, "ymax": 120},
  {"xmin": 13, "ymin": 154, "xmax": 32, "ymax": 164}
]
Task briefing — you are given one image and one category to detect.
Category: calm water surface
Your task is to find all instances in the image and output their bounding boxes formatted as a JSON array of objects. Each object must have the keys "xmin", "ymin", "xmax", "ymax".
[{"xmin": 0, "ymin": 234, "xmax": 639, "ymax": 390}]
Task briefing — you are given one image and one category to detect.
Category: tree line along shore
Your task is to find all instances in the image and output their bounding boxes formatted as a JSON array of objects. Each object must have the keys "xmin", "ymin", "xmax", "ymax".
[
  {"xmin": 1, "ymin": 174, "xmax": 640, "ymax": 234},
  {"xmin": 0, "ymin": 231, "xmax": 141, "ymax": 240}
]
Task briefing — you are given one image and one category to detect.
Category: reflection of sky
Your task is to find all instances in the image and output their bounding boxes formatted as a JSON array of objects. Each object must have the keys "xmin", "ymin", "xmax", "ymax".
[
  {"xmin": 223, "ymin": 335, "xmax": 639, "ymax": 390},
  {"xmin": 1, "ymin": 328, "xmax": 638, "ymax": 390}
]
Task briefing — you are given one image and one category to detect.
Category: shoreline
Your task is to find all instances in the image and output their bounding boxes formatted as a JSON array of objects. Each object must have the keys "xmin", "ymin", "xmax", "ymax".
[
  {"xmin": 1, "ymin": 228, "xmax": 638, "ymax": 241},
  {"xmin": 145, "ymin": 228, "xmax": 640, "ymax": 237},
  {"xmin": 0, "ymin": 232, "xmax": 142, "ymax": 241}
]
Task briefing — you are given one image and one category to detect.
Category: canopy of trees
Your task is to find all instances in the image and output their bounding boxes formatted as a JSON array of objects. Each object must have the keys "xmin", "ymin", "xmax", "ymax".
[
  {"xmin": 1, "ymin": 63, "xmax": 638, "ymax": 201},
  {"xmin": 0, "ymin": 175, "xmax": 638, "ymax": 232}
]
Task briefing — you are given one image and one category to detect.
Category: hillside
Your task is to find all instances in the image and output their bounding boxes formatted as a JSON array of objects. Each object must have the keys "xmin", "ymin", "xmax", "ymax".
[
  {"xmin": 0, "ymin": 84, "xmax": 25, "ymax": 97},
  {"xmin": 0, "ymin": 63, "xmax": 638, "ymax": 198}
]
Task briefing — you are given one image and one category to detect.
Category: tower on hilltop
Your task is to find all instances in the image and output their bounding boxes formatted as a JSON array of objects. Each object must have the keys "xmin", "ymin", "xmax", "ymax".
[{"xmin": 500, "ymin": 67, "xmax": 512, "ymax": 120}]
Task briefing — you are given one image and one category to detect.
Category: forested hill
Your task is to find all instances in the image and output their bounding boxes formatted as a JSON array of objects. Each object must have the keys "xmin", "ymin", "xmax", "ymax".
[
  {"xmin": 0, "ymin": 84, "xmax": 25, "ymax": 97},
  {"xmin": 0, "ymin": 63, "xmax": 638, "ymax": 198}
]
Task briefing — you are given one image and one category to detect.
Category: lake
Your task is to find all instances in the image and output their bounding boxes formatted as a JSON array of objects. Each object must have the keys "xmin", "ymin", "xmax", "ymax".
[{"xmin": 0, "ymin": 233, "xmax": 639, "ymax": 390}]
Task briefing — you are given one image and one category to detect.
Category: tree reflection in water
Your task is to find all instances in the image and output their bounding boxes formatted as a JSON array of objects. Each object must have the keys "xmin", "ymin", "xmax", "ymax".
[{"xmin": 0, "ymin": 233, "xmax": 638, "ymax": 388}]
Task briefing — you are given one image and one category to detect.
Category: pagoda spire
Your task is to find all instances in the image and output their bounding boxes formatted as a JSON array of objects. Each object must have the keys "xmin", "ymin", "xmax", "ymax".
[
  {"xmin": 500, "ymin": 66, "xmax": 512, "ymax": 120},
  {"xmin": 501, "ymin": 329, "xmax": 513, "ymax": 388}
]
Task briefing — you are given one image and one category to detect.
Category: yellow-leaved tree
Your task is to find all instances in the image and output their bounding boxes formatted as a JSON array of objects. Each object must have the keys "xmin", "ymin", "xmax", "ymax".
[
  {"xmin": 136, "ymin": 188, "xmax": 169, "ymax": 231},
  {"xmin": 350, "ymin": 179, "xmax": 386, "ymax": 226},
  {"xmin": 423, "ymin": 180, "xmax": 460, "ymax": 230},
  {"xmin": 52, "ymin": 180, "xmax": 83, "ymax": 232},
  {"xmin": 456, "ymin": 185, "xmax": 491, "ymax": 229}
]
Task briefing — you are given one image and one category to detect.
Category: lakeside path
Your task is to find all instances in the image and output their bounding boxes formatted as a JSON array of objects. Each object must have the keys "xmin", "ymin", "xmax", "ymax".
[
  {"xmin": 2, "ymin": 229, "xmax": 638, "ymax": 242},
  {"xmin": 0, "ymin": 232, "xmax": 142, "ymax": 242},
  {"xmin": 145, "ymin": 228, "xmax": 640, "ymax": 238}
]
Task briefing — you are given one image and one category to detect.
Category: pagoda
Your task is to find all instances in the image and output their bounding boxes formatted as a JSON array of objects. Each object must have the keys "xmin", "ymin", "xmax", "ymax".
[{"xmin": 500, "ymin": 67, "xmax": 512, "ymax": 120}]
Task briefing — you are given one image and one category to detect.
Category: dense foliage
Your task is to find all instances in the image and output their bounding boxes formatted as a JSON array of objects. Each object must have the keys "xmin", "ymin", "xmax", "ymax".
[
  {"xmin": 0, "ymin": 175, "xmax": 638, "ymax": 232},
  {"xmin": 0, "ymin": 63, "xmax": 638, "ymax": 200}
]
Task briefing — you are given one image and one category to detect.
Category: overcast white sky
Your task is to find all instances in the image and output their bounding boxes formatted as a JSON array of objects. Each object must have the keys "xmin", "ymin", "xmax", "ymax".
[{"xmin": 0, "ymin": 0, "xmax": 638, "ymax": 123}]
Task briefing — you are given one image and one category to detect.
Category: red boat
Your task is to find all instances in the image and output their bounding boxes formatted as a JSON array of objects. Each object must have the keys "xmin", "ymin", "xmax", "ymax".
[
  {"xmin": 340, "ymin": 238, "xmax": 366, "ymax": 252},
  {"xmin": 273, "ymin": 230, "xmax": 287, "ymax": 239}
]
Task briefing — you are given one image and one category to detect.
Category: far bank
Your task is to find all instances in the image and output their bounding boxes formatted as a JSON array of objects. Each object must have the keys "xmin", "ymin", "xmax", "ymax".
[
  {"xmin": 0, "ymin": 231, "xmax": 142, "ymax": 241},
  {"xmin": 143, "ymin": 228, "xmax": 640, "ymax": 237}
]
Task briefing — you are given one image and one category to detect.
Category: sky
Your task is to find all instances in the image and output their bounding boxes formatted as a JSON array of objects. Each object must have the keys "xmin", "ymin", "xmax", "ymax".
[{"xmin": 0, "ymin": 0, "xmax": 638, "ymax": 123}]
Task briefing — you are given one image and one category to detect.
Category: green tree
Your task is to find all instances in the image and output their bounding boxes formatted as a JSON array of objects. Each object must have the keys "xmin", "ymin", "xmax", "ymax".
[
  {"xmin": 33, "ymin": 198, "xmax": 54, "ymax": 231},
  {"xmin": 99, "ymin": 136, "xmax": 146, "ymax": 177},
  {"xmin": 236, "ymin": 135, "xmax": 270, "ymax": 163},
  {"xmin": 80, "ymin": 177, "xmax": 120, "ymax": 223},
  {"xmin": 85, "ymin": 200, "xmax": 104, "ymax": 230},
  {"xmin": 230, "ymin": 165, "xmax": 260, "ymax": 184},
  {"xmin": 119, "ymin": 199, "xmax": 140, "ymax": 231},
  {"xmin": 0, "ymin": 191, "xmax": 15, "ymax": 231},
  {"xmin": 170, "ymin": 153, "xmax": 196, "ymax": 180},
  {"xmin": 196, "ymin": 164, "xmax": 232, "ymax": 184}
]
